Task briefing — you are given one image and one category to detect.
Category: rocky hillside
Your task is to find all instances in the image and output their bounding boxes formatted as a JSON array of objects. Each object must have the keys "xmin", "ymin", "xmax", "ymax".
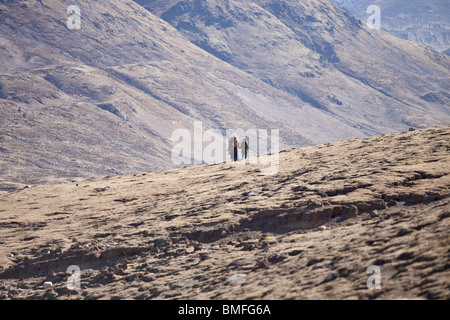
[
  {"xmin": 333, "ymin": 0, "xmax": 450, "ymax": 54},
  {"xmin": 1, "ymin": 0, "xmax": 449, "ymax": 197},
  {"xmin": 0, "ymin": 0, "xmax": 366, "ymax": 192},
  {"xmin": 0, "ymin": 125, "xmax": 448, "ymax": 300},
  {"xmin": 137, "ymin": 0, "xmax": 450, "ymax": 134}
]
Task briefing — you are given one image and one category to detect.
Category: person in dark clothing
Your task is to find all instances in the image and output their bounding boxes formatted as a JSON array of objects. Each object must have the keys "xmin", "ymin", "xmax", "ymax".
[
  {"xmin": 233, "ymin": 136, "xmax": 239, "ymax": 162},
  {"xmin": 241, "ymin": 138, "xmax": 249, "ymax": 164}
]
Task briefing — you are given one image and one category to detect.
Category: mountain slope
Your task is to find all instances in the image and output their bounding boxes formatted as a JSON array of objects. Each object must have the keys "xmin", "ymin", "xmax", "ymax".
[
  {"xmin": 137, "ymin": 0, "xmax": 450, "ymax": 133},
  {"xmin": 332, "ymin": 0, "xmax": 450, "ymax": 53},
  {"xmin": 0, "ymin": 0, "xmax": 365, "ymax": 192},
  {"xmin": 0, "ymin": 125, "xmax": 449, "ymax": 299}
]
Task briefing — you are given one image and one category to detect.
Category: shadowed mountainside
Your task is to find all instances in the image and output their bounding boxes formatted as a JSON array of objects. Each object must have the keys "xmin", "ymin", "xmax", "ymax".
[{"xmin": 0, "ymin": 125, "xmax": 448, "ymax": 300}]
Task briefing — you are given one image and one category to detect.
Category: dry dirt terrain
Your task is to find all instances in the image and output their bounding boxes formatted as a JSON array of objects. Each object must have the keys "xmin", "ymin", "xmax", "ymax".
[{"xmin": 0, "ymin": 125, "xmax": 449, "ymax": 300}]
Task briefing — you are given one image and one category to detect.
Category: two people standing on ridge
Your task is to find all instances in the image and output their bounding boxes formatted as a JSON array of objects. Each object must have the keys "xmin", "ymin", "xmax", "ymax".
[{"xmin": 230, "ymin": 136, "xmax": 249, "ymax": 164}]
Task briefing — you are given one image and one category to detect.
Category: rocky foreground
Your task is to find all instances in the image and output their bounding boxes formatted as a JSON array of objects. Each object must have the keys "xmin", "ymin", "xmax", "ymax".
[{"xmin": 0, "ymin": 126, "xmax": 449, "ymax": 300}]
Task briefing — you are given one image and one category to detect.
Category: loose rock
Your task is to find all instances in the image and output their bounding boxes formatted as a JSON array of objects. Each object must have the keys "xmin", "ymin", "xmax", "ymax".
[
  {"xmin": 370, "ymin": 210, "xmax": 379, "ymax": 218},
  {"xmin": 344, "ymin": 205, "xmax": 359, "ymax": 218},
  {"xmin": 396, "ymin": 228, "xmax": 413, "ymax": 237},
  {"xmin": 225, "ymin": 274, "xmax": 247, "ymax": 282},
  {"xmin": 322, "ymin": 272, "xmax": 338, "ymax": 284}
]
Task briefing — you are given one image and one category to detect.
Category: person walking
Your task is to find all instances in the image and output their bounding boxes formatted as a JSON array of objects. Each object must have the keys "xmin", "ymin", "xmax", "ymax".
[
  {"xmin": 233, "ymin": 136, "xmax": 239, "ymax": 162},
  {"xmin": 241, "ymin": 138, "xmax": 249, "ymax": 164}
]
